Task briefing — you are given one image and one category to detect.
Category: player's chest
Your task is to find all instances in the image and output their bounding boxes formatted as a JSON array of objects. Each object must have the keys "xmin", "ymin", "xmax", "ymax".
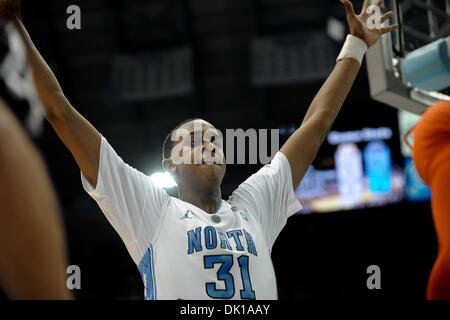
[{"xmin": 159, "ymin": 202, "xmax": 262, "ymax": 256}]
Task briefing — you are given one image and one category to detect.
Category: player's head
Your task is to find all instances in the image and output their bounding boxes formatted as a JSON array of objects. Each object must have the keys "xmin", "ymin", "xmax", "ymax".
[{"xmin": 162, "ymin": 118, "xmax": 226, "ymax": 193}]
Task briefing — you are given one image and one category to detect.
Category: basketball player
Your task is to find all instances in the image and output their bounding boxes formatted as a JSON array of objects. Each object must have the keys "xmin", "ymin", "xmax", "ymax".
[
  {"xmin": 408, "ymin": 100, "xmax": 450, "ymax": 300},
  {"xmin": 1, "ymin": 0, "xmax": 397, "ymax": 299}
]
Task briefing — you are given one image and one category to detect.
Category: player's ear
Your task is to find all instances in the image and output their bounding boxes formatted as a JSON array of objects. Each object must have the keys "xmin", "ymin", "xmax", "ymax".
[{"xmin": 162, "ymin": 158, "xmax": 176, "ymax": 174}]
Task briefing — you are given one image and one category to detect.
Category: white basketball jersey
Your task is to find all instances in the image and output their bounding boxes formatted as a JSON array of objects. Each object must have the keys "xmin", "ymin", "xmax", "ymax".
[{"xmin": 81, "ymin": 136, "xmax": 302, "ymax": 300}]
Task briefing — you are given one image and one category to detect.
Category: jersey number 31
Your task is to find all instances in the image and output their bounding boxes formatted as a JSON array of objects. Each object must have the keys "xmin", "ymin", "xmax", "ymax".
[{"xmin": 203, "ymin": 254, "xmax": 255, "ymax": 299}]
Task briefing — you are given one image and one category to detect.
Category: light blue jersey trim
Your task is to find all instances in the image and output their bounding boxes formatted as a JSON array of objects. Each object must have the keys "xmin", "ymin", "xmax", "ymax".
[
  {"xmin": 138, "ymin": 245, "xmax": 157, "ymax": 300},
  {"xmin": 150, "ymin": 245, "xmax": 157, "ymax": 299},
  {"xmin": 212, "ymin": 201, "xmax": 223, "ymax": 214}
]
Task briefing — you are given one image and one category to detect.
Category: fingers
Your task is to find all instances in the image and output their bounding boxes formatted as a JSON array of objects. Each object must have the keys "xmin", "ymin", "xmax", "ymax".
[
  {"xmin": 380, "ymin": 11, "xmax": 393, "ymax": 23},
  {"xmin": 376, "ymin": 0, "xmax": 385, "ymax": 7},
  {"xmin": 379, "ymin": 24, "xmax": 399, "ymax": 34},
  {"xmin": 362, "ymin": 0, "xmax": 371, "ymax": 13},
  {"xmin": 340, "ymin": 0, "xmax": 356, "ymax": 18}
]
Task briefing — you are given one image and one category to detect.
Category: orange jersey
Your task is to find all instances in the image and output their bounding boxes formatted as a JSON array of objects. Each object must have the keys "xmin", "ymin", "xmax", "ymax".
[{"xmin": 411, "ymin": 100, "xmax": 450, "ymax": 299}]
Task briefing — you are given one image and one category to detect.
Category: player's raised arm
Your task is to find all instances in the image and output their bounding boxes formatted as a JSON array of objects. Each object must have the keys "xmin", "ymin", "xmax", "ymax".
[
  {"xmin": 280, "ymin": 0, "xmax": 398, "ymax": 188},
  {"xmin": 0, "ymin": 0, "xmax": 101, "ymax": 187}
]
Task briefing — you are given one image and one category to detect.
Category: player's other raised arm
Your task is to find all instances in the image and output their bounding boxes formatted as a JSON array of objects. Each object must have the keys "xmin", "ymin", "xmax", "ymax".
[
  {"xmin": 0, "ymin": 0, "xmax": 101, "ymax": 187},
  {"xmin": 280, "ymin": 0, "xmax": 398, "ymax": 188}
]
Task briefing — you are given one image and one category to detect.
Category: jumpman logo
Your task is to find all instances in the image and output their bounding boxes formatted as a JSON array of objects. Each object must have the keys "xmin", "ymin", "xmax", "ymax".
[{"xmin": 180, "ymin": 210, "xmax": 192, "ymax": 220}]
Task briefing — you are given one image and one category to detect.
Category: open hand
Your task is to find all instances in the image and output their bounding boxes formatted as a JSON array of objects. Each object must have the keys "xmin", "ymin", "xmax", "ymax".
[{"xmin": 341, "ymin": 0, "xmax": 399, "ymax": 48}]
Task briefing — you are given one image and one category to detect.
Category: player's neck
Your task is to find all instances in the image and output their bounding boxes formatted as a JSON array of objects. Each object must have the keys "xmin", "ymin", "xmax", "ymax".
[{"xmin": 179, "ymin": 188, "xmax": 222, "ymax": 214}]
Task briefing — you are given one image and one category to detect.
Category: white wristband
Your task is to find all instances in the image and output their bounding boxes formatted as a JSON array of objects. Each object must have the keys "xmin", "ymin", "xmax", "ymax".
[{"xmin": 336, "ymin": 34, "xmax": 368, "ymax": 65}]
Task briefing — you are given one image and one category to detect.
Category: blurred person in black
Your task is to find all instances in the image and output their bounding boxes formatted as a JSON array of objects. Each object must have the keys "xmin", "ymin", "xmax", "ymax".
[{"xmin": 0, "ymin": 13, "xmax": 72, "ymax": 299}]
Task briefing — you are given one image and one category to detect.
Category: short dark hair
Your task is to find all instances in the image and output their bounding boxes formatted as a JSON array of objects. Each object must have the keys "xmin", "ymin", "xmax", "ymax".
[{"xmin": 162, "ymin": 118, "xmax": 203, "ymax": 159}]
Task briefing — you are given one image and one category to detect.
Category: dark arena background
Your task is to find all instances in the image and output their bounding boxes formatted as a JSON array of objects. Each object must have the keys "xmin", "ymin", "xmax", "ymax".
[{"xmin": 2, "ymin": 0, "xmax": 446, "ymax": 300}]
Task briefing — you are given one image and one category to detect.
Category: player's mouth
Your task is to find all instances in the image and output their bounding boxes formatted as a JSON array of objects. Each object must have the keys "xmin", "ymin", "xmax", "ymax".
[
  {"xmin": 199, "ymin": 162, "xmax": 222, "ymax": 167},
  {"xmin": 199, "ymin": 156, "xmax": 225, "ymax": 166}
]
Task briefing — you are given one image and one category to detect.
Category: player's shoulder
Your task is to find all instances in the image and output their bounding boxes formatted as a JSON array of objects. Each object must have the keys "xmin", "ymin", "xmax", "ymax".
[
  {"xmin": 226, "ymin": 197, "xmax": 251, "ymax": 215},
  {"xmin": 169, "ymin": 197, "xmax": 199, "ymax": 214}
]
